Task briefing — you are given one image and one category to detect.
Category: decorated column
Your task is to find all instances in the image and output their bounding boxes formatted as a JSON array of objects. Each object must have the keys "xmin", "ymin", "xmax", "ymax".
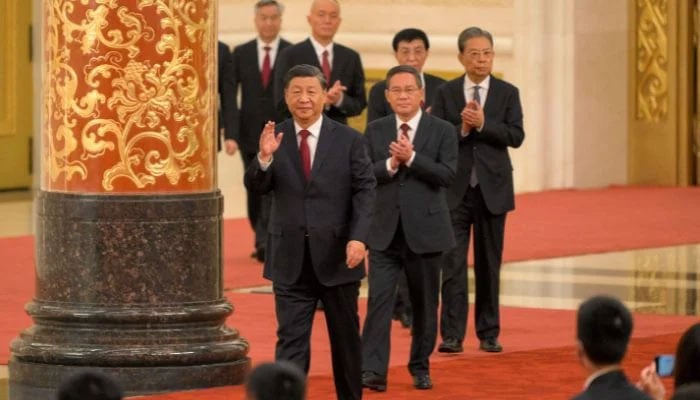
[{"xmin": 9, "ymin": 1, "xmax": 249, "ymax": 398}]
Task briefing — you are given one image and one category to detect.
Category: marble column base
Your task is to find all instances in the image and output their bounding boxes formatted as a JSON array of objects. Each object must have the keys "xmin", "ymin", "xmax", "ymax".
[{"xmin": 8, "ymin": 191, "xmax": 250, "ymax": 399}]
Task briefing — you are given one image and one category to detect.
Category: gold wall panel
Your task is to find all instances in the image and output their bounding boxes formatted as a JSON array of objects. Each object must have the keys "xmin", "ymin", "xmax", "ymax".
[
  {"xmin": 635, "ymin": 0, "xmax": 668, "ymax": 123},
  {"xmin": 42, "ymin": 0, "xmax": 217, "ymax": 194},
  {"xmin": 0, "ymin": 0, "xmax": 18, "ymax": 137}
]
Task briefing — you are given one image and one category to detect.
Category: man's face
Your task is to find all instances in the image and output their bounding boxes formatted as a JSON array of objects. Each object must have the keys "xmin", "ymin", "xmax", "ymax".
[
  {"xmin": 459, "ymin": 36, "xmax": 494, "ymax": 82},
  {"xmin": 385, "ymin": 72, "xmax": 424, "ymax": 120},
  {"xmin": 307, "ymin": 0, "xmax": 341, "ymax": 43},
  {"xmin": 285, "ymin": 76, "xmax": 327, "ymax": 125},
  {"xmin": 395, "ymin": 39, "xmax": 428, "ymax": 72},
  {"xmin": 254, "ymin": 4, "xmax": 282, "ymax": 43}
]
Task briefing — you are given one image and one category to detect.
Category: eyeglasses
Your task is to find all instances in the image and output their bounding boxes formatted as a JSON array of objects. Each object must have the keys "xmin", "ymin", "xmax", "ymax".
[
  {"xmin": 465, "ymin": 49, "xmax": 494, "ymax": 59},
  {"xmin": 387, "ymin": 86, "xmax": 421, "ymax": 96}
]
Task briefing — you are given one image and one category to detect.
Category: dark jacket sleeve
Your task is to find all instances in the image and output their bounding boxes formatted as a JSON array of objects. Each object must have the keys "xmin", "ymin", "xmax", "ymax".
[{"xmin": 219, "ymin": 42, "xmax": 238, "ymax": 142}]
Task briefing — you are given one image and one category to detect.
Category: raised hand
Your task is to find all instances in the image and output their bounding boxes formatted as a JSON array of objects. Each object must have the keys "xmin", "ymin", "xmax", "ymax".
[
  {"xmin": 389, "ymin": 134, "xmax": 414, "ymax": 164},
  {"xmin": 258, "ymin": 121, "xmax": 283, "ymax": 162},
  {"xmin": 462, "ymin": 100, "xmax": 484, "ymax": 130}
]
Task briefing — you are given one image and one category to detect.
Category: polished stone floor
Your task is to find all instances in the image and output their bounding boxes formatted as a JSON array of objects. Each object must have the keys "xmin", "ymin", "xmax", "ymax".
[{"xmin": 1, "ymin": 153, "xmax": 699, "ymax": 399}]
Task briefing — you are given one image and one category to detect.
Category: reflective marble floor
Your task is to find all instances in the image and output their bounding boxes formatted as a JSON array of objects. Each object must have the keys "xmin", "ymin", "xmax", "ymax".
[{"xmin": 1, "ymin": 153, "xmax": 698, "ymax": 399}]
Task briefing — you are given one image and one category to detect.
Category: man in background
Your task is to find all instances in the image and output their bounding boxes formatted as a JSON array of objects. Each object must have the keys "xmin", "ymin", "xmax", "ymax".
[
  {"xmin": 572, "ymin": 295, "xmax": 651, "ymax": 400},
  {"xmin": 274, "ymin": 0, "xmax": 366, "ymax": 125},
  {"xmin": 227, "ymin": 0, "xmax": 291, "ymax": 262},
  {"xmin": 218, "ymin": 40, "xmax": 237, "ymax": 153},
  {"xmin": 432, "ymin": 26, "xmax": 525, "ymax": 354},
  {"xmin": 365, "ymin": 28, "xmax": 447, "ymax": 328}
]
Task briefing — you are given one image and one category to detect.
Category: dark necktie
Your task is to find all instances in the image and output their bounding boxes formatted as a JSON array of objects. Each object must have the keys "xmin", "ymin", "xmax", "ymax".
[
  {"xmin": 469, "ymin": 85, "xmax": 481, "ymax": 187},
  {"xmin": 298, "ymin": 129, "xmax": 311, "ymax": 181},
  {"xmin": 321, "ymin": 50, "xmax": 331, "ymax": 83},
  {"xmin": 261, "ymin": 46, "xmax": 272, "ymax": 89},
  {"xmin": 400, "ymin": 123, "xmax": 410, "ymax": 141},
  {"xmin": 473, "ymin": 85, "xmax": 481, "ymax": 105}
]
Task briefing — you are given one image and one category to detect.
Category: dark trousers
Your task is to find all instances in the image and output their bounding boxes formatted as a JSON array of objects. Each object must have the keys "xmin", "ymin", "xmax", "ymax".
[
  {"xmin": 241, "ymin": 151, "xmax": 270, "ymax": 251},
  {"xmin": 362, "ymin": 223, "xmax": 441, "ymax": 377},
  {"xmin": 393, "ymin": 273, "xmax": 412, "ymax": 318},
  {"xmin": 273, "ymin": 241, "xmax": 362, "ymax": 400},
  {"xmin": 440, "ymin": 185, "xmax": 506, "ymax": 342}
]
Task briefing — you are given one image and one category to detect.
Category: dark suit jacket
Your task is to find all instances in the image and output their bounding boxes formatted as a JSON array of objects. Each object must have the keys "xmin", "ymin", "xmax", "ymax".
[
  {"xmin": 572, "ymin": 370, "xmax": 653, "ymax": 400},
  {"xmin": 431, "ymin": 74, "xmax": 525, "ymax": 215},
  {"xmin": 273, "ymin": 39, "xmax": 367, "ymax": 124},
  {"xmin": 218, "ymin": 41, "xmax": 238, "ymax": 151},
  {"xmin": 364, "ymin": 113, "xmax": 457, "ymax": 254},
  {"xmin": 229, "ymin": 38, "xmax": 291, "ymax": 154},
  {"xmin": 244, "ymin": 117, "xmax": 376, "ymax": 286},
  {"xmin": 366, "ymin": 73, "xmax": 446, "ymax": 124}
]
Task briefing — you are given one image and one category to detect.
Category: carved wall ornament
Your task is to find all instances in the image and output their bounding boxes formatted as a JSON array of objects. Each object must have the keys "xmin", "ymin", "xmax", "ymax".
[{"xmin": 635, "ymin": 0, "xmax": 669, "ymax": 123}]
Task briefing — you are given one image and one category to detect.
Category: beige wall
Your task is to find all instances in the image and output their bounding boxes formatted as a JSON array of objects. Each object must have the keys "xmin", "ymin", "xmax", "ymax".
[{"xmin": 229, "ymin": 1, "xmax": 629, "ymax": 192}]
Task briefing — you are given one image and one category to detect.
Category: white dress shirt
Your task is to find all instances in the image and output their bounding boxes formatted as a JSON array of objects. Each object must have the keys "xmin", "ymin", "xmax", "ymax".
[{"xmin": 256, "ymin": 36, "xmax": 281, "ymax": 71}]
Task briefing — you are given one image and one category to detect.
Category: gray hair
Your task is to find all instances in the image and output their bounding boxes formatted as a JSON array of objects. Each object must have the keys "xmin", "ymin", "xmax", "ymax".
[
  {"xmin": 457, "ymin": 26, "xmax": 493, "ymax": 53},
  {"xmin": 255, "ymin": 0, "xmax": 285, "ymax": 15}
]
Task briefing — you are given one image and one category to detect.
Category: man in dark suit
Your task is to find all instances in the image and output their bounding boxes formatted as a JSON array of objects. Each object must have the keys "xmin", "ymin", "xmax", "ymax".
[
  {"xmin": 273, "ymin": 0, "xmax": 366, "ymax": 125},
  {"xmin": 218, "ymin": 40, "xmax": 237, "ymax": 152},
  {"xmin": 366, "ymin": 28, "xmax": 445, "ymax": 123},
  {"xmin": 366, "ymin": 28, "xmax": 446, "ymax": 330},
  {"xmin": 227, "ymin": 0, "xmax": 291, "ymax": 262},
  {"xmin": 432, "ymin": 26, "xmax": 525, "ymax": 354},
  {"xmin": 572, "ymin": 295, "xmax": 652, "ymax": 400},
  {"xmin": 244, "ymin": 64, "xmax": 376, "ymax": 400},
  {"xmin": 361, "ymin": 65, "xmax": 457, "ymax": 392}
]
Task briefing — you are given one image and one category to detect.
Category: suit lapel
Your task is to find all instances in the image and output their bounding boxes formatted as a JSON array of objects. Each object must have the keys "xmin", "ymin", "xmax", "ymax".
[
  {"xmin": 451, "ymin": 75, "xmax": 467, "ymax": 111},
  {"xmin": 412, "ymin": 113, "xmax": 431, "ymax": 154},
  {"xmin": 481, "ymin": 74, "xmax": 498, "ymax": 114},
  {"xmin": 301, "ymin": 39, "xmax": 321, "ymax": 68},
  {"xmin": 310, "ymin": 117, "xmax": 334, "ymax": 181}
]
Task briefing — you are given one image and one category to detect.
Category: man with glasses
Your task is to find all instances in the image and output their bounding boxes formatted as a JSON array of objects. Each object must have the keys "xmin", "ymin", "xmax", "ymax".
[
  {"xmin": 365, "ymin": 28, "xmax": 447, "ymax": 329},
  {"xmin": 361, "ymin": 65, "xmax": 457, "ymax": 392},
  {"xmin": 367, "ymin": 28, "xmax": 446, "ymax": 124},
  {"xmin": 432, "ymin": 26, "xmax": 525, "ymax": 355}
]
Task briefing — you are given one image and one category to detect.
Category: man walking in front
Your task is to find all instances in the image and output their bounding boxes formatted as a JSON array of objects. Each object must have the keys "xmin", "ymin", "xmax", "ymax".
[{"xmin": 245, "ymin": 64, "xmax": 376, "ymax": 400}]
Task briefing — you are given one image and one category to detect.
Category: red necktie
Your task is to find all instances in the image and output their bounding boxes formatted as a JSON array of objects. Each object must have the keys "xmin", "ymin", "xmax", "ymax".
[
  {"xmin": 400, "ymin": 123, "xmax": 410, "ymax": 141},
  {"xmin": 298, "ymin": 129, "xmax": 311, "ymax": 181},
  {"xmin": 321, "ymin": 50, "xmax": 331, "ymax": 83},
  {"xmin": 261, "ymin": 46, "xmax": 272, "ymax": 89}
]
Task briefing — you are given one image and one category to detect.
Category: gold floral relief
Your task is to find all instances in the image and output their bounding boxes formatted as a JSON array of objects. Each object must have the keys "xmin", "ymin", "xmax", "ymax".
[
  {"xmin": 42, "ymin": 0, "xmax": 216, "ymax": 193},
  {"xmin": 635, "ymin": 0, "xmax": 668, "ymax": 123}
]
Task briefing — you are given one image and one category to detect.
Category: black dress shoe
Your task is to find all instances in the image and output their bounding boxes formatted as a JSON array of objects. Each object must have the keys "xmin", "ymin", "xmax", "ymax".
[
  {"xmin": 255, "ymin": 248, "xmax": 265, "ymax": 262},
  {"xmin": 393, "ymin": 311, "xmax": 412, "ymax": 328},
  {"xmin": 479, "ymin": 337, "xmax": 503, "ymax": 353},
  {"xmin": 412, "ymin": 374, "xmax": 432, "ymax": 390},
  {"xmin": 438, "ymin": 337, "xmax": 463, "ymax": 353},
  {"xmin": 361, "ymin": 371, "xmax": 387, "ymax": 392}
]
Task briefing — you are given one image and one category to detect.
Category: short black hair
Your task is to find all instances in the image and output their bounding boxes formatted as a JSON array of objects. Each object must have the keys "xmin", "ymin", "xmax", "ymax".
[
  {"xmin": 385, "ymin": 65, "xmax": 423, "ymax": 89},
  {"xmin": 392, "ymin": 28, "xmax": 430, "ymax": 51},
  {"xmin": 246, "ymin": 361, "xmax": 306, "ymax": 400},
  {"xmin": 458, "ymin": 26, "xmax": 494, "ymax": 53},
  {"xmin": 56, "ymin": 371, "xmax": 123, "ymax": 400},
  {"xmin": 674, "ymin": 323, "xmax": 700, "ymax": 388},
  {"xmin": 283, "ymin": 64, "xmax": 327, "ymax": 90},
  {"xmin": 577, "ymin": 295, "xmax": 633, "ymax": 366}
]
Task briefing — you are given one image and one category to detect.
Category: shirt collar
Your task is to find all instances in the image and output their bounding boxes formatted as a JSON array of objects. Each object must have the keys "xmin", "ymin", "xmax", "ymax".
[
  {"xmin": 395, "ymin": 109, "xmax": 423, "ymax": 134},
  {"xmin": 294, "ymin": 115, "xmax": 324, "ymax": 138},
  {"xmin": 464, "ymin": 74, "xmax": 491, "ymax": 91},
  {"xmin": 309, "ymin": 36, "xmax": 334, "ymax": 57},
  {"xmin": 257, "ymin": 36, "xmax": 281, "ymax": 51}
]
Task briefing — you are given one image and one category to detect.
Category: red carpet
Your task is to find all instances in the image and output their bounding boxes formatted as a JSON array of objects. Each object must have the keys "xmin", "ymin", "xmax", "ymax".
[{"xmin": 1, "ymin": 186, "xmax": 699, "ymax": 398}]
